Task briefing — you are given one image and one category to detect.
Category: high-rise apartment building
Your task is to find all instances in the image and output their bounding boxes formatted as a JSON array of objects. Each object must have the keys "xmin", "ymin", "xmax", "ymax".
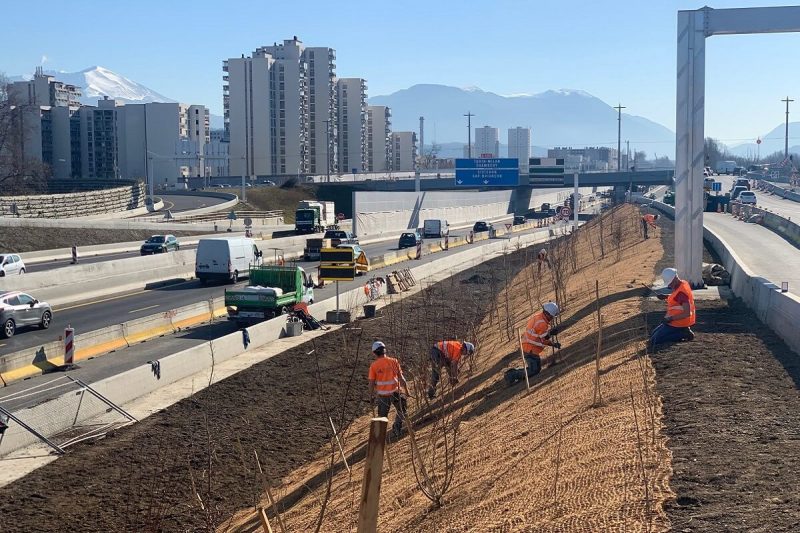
[
  {"xmin": 507, "ymin": 127, "xmax": 531, "ymax": 171},
  {"xmin": 474, "ymin": 126, "xmax": 499, "ymax": 158},
  {"xmin": 224, "ymin": 37, "xmax": 337, "ymax": 177},
  {"xmin": 366, "ymin": 105, "xmax": 391, "ymax": 172},
  {"xmin": 336, "ymin": 78, "xmax": 367, "ymax": 174},
  {"xmin": 390, "ymin": 132, "xmax": 417, "ymax": 172},
  {"xmin": 8, "ymin": 67, "xmax": 82, "ymax": 108}
]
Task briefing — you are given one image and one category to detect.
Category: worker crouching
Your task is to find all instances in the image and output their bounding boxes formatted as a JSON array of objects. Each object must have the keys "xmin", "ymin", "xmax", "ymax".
[
  {"xmin": 427, "ymin": 340, "xmax": 475, "ymax": 399},
  {"xmin": 650, "ymin": 268, "xmax": 696, "ymax": 346},
  {"xmin": 505, "ymin": 302, "xmax": 562, "ymax": 385},
  {"xmin": 367, "ymin": 341, "xmax": 409, "ymax": 439}
]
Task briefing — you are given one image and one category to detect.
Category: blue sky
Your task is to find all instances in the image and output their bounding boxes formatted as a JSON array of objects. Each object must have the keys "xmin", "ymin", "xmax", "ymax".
[{"xmin": 2, "ymin": 0, "xmax": 800, "ymax": 144}]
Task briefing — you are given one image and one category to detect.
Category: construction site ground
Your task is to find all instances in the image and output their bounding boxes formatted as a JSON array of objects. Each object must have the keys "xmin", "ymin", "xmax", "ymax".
[{"xmin": 0, "ymin": 204, "xmax": 797, "ymax": 531}]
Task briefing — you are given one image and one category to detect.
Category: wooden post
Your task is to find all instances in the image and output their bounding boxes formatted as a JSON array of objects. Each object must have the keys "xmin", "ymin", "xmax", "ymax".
[
  {"xmin": 517, "ymin": 328, "xmax": 531, "ymax": 392},
  {"xmin": 357, "ymin": 417, "xmax": 388, "ymax": 533},
  {"xmin": 593, "ymin": 280, "xmax": 603, "ymax": 406},
  {"xmin": 329, "ymin": 416, "xmax": 351, "ymax": 474},
  {"xmin": 258, "ymin": 508, "xmax": 274, "ymax": 533},
  {"xmin": 254, "ymin": 450, "xmax": 287, "ymax": 533}
]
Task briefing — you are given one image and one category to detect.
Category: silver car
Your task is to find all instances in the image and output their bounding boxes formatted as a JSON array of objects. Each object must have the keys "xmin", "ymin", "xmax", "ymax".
[{"xmin": 0, "ymin": 291, "xmax": 53, "ymax": 338}]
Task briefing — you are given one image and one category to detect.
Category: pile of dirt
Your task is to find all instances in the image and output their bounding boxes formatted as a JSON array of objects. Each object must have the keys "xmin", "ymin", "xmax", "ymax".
[{"xmin": 0, "ymin": 228, "xmax": 208, "ymax": 254}]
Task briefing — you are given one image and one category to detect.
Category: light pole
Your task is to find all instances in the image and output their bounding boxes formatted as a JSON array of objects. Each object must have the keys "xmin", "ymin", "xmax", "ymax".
[
  {"xmin": 464, "ymin": 112, "xmax": 474, "ymax": 158},
  {"xmin": 614, "ymin": 104, "xmax": 625, "ymax": 172},
  {"xmin": 323, "ymin": 119, "xmax": 332, "ymax": 183},
  {"xmin": 782, "ymin": 96, "xmax": 794, "ymax": 158}
]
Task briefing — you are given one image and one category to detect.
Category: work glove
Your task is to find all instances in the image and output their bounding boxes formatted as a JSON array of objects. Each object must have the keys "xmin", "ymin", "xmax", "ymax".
[
  {"xmin": 548, "ymin": 327, "xmax": 560, "ymax": 337},
  {"xmin": 552, "ymin": 342, "xmax": 562, "ymax": 349}
]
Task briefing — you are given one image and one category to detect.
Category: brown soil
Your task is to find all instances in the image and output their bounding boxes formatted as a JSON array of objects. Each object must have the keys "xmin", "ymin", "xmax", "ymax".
[
  {"xmin": 241, "ymin": 184, "xmax": 318, "ymax": 223},
  {"xmin": 0, "ymin": 228, "xmax": 209, "ymax": 254},
  {"xmin": 646, "ymin": 227, "xmax": 800, "ymax": 531},
  {"xmin": 0, "ymin": 204, "xmax": 675, "ymax": 532}
]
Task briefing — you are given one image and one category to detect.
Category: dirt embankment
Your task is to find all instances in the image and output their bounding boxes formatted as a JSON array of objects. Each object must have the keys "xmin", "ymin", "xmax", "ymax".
[
  {"xmin": 0, "ymin": 204, "xmax": 674, "ymax": 532},
  {"xmin": 0, "ymin": 228, "xmax": 209, "ymax": 254}
]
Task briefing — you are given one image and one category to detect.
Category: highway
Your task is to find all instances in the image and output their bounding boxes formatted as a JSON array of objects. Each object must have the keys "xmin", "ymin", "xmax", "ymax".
[
  {"xmin": 715, "ymin": 174, "xmax": 800, "ymax": 220},
  {"xmin": 0, "ymin": 225, "xmax": 484, "ymax": 354},
  {"xmin": 159, "ymin": 194, "xmax": 232, "ymax": 213},
  {"xmin": 0, "ymin": 222, "xmax": 550, "ymax": 402}
]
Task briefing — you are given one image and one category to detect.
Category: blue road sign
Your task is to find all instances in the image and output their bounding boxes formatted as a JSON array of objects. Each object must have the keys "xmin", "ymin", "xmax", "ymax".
[
  {"xmin": 712, "ymin": 181, "xmax": 721, "ymax": 191},
  {"xmin": 455, "ymin": 158, "xmax": 520, "ymax": 186}
]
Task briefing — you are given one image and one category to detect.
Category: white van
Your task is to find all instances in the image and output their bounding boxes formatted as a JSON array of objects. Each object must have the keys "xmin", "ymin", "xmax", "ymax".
[
  {"xmin": 195, "ymin": 238, "xmax": 262, "ymax": 284},
  {"xmin": 423, "ymin": 219, "xmax": 449, "ymax": 238}
]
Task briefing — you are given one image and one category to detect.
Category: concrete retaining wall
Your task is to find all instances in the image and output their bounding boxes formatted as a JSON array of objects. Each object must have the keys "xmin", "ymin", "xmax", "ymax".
[
  {"xmin": 0, "ymin": 182, "xmax": 146, "ymax": 219},
  {"xmin": 646, "ymin": 200, "xmax": 800, "ymax": 357}
]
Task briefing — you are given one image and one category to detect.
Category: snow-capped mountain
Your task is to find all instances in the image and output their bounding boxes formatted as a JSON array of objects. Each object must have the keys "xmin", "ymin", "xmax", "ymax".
[{"xmin": 12, "ymin": 66, "xmax": 175, "ymax": 106}]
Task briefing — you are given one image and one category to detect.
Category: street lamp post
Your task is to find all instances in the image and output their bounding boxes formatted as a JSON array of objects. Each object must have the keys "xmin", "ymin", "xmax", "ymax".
[
  {"xmin": 614, "ymin": 104, "xmax": 625, "ymax": 172},
  {"xmin": 783, "ymin": 96, "xmax": 794, "ymax": 158},
  {"xmin": 464, "ymin": 112, "xmax": 474, "ymax": 158}
]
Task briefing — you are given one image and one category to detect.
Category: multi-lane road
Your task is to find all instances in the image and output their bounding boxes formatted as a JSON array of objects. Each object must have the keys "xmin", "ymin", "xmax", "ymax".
[
  {"xmin": 0, "ymin": 225, "xmax": 487, "ymax": 353},
  {"xmin": 715, "ymin": 174, "xmax": 800, "ymax": 220}
]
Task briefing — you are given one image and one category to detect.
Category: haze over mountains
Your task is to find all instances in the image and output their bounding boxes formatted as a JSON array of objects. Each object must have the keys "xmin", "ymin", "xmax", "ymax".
[{"xmin": 13, "ymin": 66, "xmax": 797, "ymax": 159}]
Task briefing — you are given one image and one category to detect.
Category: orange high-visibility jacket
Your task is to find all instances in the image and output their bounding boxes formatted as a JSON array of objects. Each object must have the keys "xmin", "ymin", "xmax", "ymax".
[
  {"xmin": 368, "ymin": 356, "xmax": 403, "ymax": 396},
  {"xmin": 435, "ymin": 341, "xmax": 464, "ymax": 363},
  {"xmin": 643, "ymin": 214, "xmax": 657, "ymax": 227},
  {"xmin": 522, "ymin": 311, "xmax": 552, "ymax": 356},
  {"xmin": 666, "ymin": 280, "xmax": 696, "ymax": 328}
]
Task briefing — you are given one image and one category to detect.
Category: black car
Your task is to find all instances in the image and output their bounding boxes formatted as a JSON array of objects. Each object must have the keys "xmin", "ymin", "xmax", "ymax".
[
  {"xmin": 513, "ymin": 215, "xmax": 526, "ymax": 225},
  {"xmin": 398, "ymin": 231, "xmax": 422, "ymax": 249},
  {"xmin": 140, "ymin": 235, "xmax": 180, "ymax": 255},
  {"xmin": 473, "ymin": 221, "xmax": 493, "ymax": 233}
]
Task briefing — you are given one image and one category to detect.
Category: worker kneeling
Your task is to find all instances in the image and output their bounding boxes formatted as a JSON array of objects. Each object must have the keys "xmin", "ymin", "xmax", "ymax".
[
  {"xmin": 505, "ymin": 302, "xmax": 561, "ymax": 385},
  {"xmin": 650, "ymin": 268, "xmax": 696, "ymax": 346},
  {"xmin": 368, "ymin": 341, "xmax": 409, "ymax": 439},
  {"xmin": 427, "ymin": 340, "xmax": 475, "ymax": 399}
]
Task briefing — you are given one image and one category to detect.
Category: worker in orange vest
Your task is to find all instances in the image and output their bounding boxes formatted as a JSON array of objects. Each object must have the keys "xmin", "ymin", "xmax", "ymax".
[
  {"xmin": 505, "ymin": 302, "xmax": 562, "ymax": 385},
  {"xmin": 367, "ymin": 341, "xmax": 409, "ymax": 439},
  {"xmin": 641, "ymin": 213, "xmax": 659, "ymax": 239},
  {"xmin": 427, "ymin": 340, "xmax": 475, "ymax": 399},
  {"xmin": 650, "ymin": 268, "xmax": 696, "ymax": 345}
]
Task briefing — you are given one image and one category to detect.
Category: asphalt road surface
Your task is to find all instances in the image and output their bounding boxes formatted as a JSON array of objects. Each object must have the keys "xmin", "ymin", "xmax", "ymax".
[
  {"xmin": 0, "ymin": 223, "xmax": 549, "ymax": 403},
  {"xmin": 159, "ymin": 194, "xmax": 232, "ymax": 213},
  {"xmin": 715, "ymin": 174, "xmax": 800, "ymax": 220}
]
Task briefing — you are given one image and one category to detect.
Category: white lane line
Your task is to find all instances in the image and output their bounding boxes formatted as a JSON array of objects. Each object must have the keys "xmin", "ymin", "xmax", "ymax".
[{"xmin": 128, "ymin": 304, "xmax": 160, "ymax": 314}]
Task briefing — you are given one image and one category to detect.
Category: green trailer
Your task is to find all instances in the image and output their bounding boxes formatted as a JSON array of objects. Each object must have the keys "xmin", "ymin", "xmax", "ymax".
[{"xmin": 225, "ymin": 265, "xmax": 315, "ymax": 325}]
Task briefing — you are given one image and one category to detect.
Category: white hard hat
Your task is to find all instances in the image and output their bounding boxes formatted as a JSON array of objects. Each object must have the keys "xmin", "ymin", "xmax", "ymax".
[
  {"xmin": 543, "ymin": 302, "xmax": 560, "ymax": 317},
  {"xmin": 662, "ymin": 268, "xmax": 678, "ymax": 285},
  {"xmin": 372, "ymin": 341, "xmax": 386, "ymax": 352},
  {"xmin": 463, "ymin": 342, "xmax": 475, "ymax": 354},
  {"xmin": 539, "ymin": 248, "xmax": 547, "ymax": 255}
]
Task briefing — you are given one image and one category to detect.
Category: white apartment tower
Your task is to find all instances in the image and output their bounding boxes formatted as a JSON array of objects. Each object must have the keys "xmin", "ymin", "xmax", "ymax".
[
  {"xmin": 390, "ymin": 132, "xmax": 417, "ymax": 172},
  {"xmin": 366, "ymin": 105, "xmax": 391, "ymax": 172},
  {"xmin": 507, "ymin": 127, "xmax": 531, "ymax": 171},
  {"xmin": 224, "ymin": 37, "xmax": 337, "ymax": 177},
  {"xmin": 474, "ymin": 126, "xmax": 499, "ymax": 158},
  {"xmin": 8, "ymin": 67, "xmax": 82, "ymax": 108},
  {"xmin": 336, "ymin": 78, "xmax": 367, "ymax": 174}
]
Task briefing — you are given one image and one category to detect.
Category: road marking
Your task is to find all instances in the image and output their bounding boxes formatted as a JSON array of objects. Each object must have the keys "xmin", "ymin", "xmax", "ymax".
[
  {"xmin": 129, "ymin": 304, "xmax": 160, "ymax": 314},
  {"xmin": 55, "ymin": 279, "xmax": 198, "ymax": 311}
]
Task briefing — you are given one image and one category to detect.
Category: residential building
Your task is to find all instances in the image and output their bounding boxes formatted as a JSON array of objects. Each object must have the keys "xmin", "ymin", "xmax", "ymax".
[
  {"xmin": 390, "ymin": 131, "xmax": 417, "ymax": 171},
  {"xmin": 336, "ymin": 78, "xmax": 367, "ymax": 174},
  {"xmin": 77, "ymin": 97, "xmax": 121, "ymax": 180},
  {"xmin": 366, "ymin": 105, "xmax": 391, "ymax": 172},
  {"xmin": 206, "ymin": 129, "xmax": 229, "ymax": 177},
  {"xmin": 507, "ymin": 127, "xmax": 531, "ymax": 171},
  {"xmin": 547, "ymin": 146, "xmax": 619, "ymax": 171},
  {"xmin": 8, "ymin": 66, "xmax": 81, "ymax": 108},
  {"xmin": 474, "ymin": 126, "xmax": 499, "ymax": 158},
  {"xmin": 224, "ymin": 37, "xmax": 338, "ymax": 177}
]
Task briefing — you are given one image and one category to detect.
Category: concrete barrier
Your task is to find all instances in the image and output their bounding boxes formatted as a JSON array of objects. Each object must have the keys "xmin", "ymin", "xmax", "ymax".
[{"xmin": 645, "ymin": 199, "xmax": 800, "ymax": 356}]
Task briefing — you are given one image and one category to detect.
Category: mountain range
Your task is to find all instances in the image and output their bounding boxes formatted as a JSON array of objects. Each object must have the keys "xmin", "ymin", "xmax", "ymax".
[
  {"xmin": 368, "ymin": 85, "xmax": 676, "ymax": 158},
  {"xmin": 728, "ymin": 122, "xmax": 800, "ymax": 158}
]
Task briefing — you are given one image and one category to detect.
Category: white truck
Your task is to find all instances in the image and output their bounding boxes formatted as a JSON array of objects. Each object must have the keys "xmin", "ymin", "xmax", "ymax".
[
  {"xmin": 295, "ymin": 200, "xmax": 337, "ymax": 234},
  {"xmin": 715, "ymin": 160, "xmax": 737, "ymax": 175},
  {"xmin": 423, "ymin": 219, "xmax": 449, "ymax": 238}
]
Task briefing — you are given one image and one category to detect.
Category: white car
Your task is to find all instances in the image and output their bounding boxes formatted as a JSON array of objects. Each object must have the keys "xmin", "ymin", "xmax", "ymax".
[
  {"xmin": 738, "ymin": 191, "xmax": 757, "ymax": 205},
  {"xmin": 0, "ymin": 254, "xmax": 26, "ymax": 276}
]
